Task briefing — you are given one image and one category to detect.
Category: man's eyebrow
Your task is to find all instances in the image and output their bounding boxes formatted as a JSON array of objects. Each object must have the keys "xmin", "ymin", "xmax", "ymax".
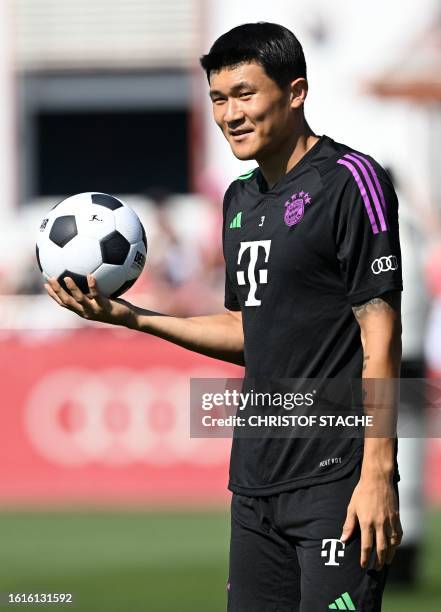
[{"xmin": 209, "ymin": 81, "xmax": 255, "ymax": 98}]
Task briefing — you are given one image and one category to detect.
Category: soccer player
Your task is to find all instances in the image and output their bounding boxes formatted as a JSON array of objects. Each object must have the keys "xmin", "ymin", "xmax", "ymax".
[{"xmin": 44, "ymin": 22, "xmax": 403, "ymax": 611}]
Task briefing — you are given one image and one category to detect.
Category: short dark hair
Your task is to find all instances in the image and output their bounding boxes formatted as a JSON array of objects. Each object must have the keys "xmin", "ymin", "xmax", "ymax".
[{"xmin": 200, "ymin": 22, "xmax": 307, "ymax": 89}]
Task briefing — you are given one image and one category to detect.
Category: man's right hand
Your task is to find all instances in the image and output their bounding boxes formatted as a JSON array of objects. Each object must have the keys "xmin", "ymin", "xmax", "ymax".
[
  {"xmin": 44, "ymin": 274, "xmax": 135, "ymax": 328},
  {"xmin": 45, "ymin": 275, "xmax": 244, "ymax": 366}
]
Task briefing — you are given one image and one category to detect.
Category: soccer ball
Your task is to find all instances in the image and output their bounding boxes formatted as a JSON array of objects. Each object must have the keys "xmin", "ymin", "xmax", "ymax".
[{"xmin": 36, "ymin": 192, "xmax": 147, "ymax": 298}]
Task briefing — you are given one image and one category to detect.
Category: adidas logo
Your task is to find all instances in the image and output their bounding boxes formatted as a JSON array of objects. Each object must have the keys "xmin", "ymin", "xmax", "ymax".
[
  {"xmin": 328, "ymin": 591, "xmax": 356, "ymax": 610},
  {"xmin": 229, "ymin": 212, "xmax": 242, "ymax": 229}
]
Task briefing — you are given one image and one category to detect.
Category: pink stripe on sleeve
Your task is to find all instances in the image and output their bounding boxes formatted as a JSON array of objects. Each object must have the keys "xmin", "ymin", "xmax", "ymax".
[
  {"xmin": 337, "ymin": 158, "xmax": 379, "ymax": 234},
  {"xmin": 351, "ymin": 152, "xmax": 388, "ymax": 217},
  {"xmin": 344, "ymin": 154, "xmax": 388, "ymax": 231}
]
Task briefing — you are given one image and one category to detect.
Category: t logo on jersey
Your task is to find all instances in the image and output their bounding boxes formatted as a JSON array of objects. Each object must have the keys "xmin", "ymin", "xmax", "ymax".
[
  {"xmin": 321, "ymin": 539, "xmax": 345, "ymax": 566},
  {"xmin": 236, "ymin": 240, "xmax": 271, "ymax": 306}
]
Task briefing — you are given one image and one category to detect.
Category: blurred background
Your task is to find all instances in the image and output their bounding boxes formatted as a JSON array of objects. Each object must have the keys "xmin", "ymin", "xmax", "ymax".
[{"xmin": 0, "ymin": 0, "xmax": 440, "ymax": 610}]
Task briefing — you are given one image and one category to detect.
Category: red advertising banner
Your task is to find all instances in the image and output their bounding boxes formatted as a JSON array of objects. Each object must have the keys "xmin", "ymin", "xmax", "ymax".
[
  {"xmin": 0, "ymin": 328, "xmax": 242, "ymax": 507},
  {"xmin": 426, "ymin": 370, "xmax": 441, "ymax": 505},
  {"xmin": 0, "ymin": 329, "xmax": 440, "ymax": 506}
]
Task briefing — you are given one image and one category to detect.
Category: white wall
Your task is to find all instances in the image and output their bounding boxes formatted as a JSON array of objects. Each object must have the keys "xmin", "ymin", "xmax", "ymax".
[
  {"xmin": 0, "ymin": 0, "xmax": 15, "ymax": 220},
  {"xmin": 201, "ymin": 0, "xmax": 438, "ymax": 196}
]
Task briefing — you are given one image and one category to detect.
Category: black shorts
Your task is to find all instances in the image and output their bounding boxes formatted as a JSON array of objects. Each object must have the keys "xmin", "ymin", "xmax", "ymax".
[{"xmin": 228, "ymin": 463, "xmax": 398, "ymax": 611}]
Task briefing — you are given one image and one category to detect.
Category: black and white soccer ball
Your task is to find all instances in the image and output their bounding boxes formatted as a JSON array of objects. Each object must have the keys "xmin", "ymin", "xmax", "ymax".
[{"xmin": 36, "ymin": 192, "xmax": 147, "ymax": 298}]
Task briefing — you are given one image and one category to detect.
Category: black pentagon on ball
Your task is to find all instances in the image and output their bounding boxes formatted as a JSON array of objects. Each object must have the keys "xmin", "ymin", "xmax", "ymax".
[
  {"xmin": 49, "ymin": 215, "xmax": 78, "ymax": 247},
  {"xmin": 92, "ymin": 193, "xmax": 123, "ymax": 210},
  {"xmin": 110, "ymin": 277, "xmax": 137, "ymax": 299},
  {"xmin": 57, "ymin": 271, "xmax": 89, "ymax": 295},
  {"xmin": 100, "ymin": 230, "xmax": 130, "ymax": 265},
  {"xmin": 141, "ymin": 224, "xmax": 147, "ymax": 250},
  {"xmin": 35, "ymin": 244, "xmax": 42, "ymax": 272}
]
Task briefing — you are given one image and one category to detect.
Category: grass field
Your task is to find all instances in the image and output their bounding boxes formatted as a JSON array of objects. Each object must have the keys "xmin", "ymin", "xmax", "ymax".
[{"xmin": 0, "ymin": 509, "xmax": 439, "ymax": 611}]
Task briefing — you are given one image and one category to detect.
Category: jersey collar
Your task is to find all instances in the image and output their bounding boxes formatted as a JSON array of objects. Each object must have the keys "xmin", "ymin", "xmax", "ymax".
[{"xmin": 256, "ymin": 134, "xmax": 329, "ymax": 194}]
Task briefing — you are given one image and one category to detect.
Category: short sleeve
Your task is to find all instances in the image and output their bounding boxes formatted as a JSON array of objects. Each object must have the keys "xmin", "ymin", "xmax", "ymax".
[
  {"xmin": 222, "ymin": 183, "xmax": 241, "ymax": 311},
  {"xmin": 224, "ymin": 271, "xmax": 241, "ymax": 311},
  {"xmin": 333, "ymin": 154, "xmax": 403, "ymax": 305}
]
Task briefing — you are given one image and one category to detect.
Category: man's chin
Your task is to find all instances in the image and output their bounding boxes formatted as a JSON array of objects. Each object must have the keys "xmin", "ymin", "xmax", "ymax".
[{"xmin": 230, "ymin": 146, "xmax": 257, "ymax": 161}]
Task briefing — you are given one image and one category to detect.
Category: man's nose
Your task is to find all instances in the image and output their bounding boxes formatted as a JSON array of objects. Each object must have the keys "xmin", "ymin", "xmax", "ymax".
[{"xmin": 224, "ymin": 98, "xmax": 244, "ymax": 124}]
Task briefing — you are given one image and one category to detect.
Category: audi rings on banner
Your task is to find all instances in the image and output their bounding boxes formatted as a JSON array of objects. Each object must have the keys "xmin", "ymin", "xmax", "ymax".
[{"xmin": 25, "ymin": 367, "xmax": 230, "ymax": 466}]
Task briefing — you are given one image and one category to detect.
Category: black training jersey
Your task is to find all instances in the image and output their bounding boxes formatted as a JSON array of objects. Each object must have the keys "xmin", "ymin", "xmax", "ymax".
[{"xmin": 222, "ymin": 134, "xmax": 402, "ymax": 496}]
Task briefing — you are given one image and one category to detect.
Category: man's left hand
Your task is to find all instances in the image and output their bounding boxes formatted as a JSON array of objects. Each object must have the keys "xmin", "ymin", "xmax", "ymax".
[{"xmin": 340, "ymin": 475, "xmax": 403, "ymax": 570}]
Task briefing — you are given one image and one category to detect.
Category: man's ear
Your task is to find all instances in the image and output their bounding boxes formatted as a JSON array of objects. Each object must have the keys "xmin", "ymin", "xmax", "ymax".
[{"xmin": 290, "ymin": 77, "xmax": 308, "ymax": 109}]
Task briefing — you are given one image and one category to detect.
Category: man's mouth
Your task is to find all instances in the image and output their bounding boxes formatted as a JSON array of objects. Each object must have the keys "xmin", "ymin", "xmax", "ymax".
[{"xmin": 229, "ymin": 129, "xmax": 253, "ymax": 141}]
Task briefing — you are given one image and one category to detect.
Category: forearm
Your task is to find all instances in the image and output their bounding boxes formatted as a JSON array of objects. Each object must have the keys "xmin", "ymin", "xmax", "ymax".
[
  {"xmin": 45, "ymin": 275, "xmax": 245, "ymax": 365},
  {"xmin": 344, "ymin": 292, "xmax": 403, "ymax": 566},
  {"xmin": 352, "ymin": 292, "xmax": 402, "ymax": 479},
  {"xmin": 360, "ymin": 341, "xmax": 401, "ymax": 480},
  {"xmin": 125, "ymin": 306, "xmax": 245, "ymax": 366}
]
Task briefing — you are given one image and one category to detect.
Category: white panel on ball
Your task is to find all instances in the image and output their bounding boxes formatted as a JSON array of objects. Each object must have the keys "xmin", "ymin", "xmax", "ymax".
[
  {"xmin": 93, "ymin": 263, "xmax": 127, "ymax": 296},
  {"xmin": 124, "ymin": 241, "xmax": 147, "ymax": 280},
  {"xmin": 61, "ymin": 236, "xmax": 103, "ymax": 275},
  {"xmin": 49, "ymin": 198, "xmax": 76, "ymax": 216},
  {"xmin": 113, "ymin": 206, "xmax": 143, "ymax": 244},
  {"xmin": 38, "ymin": 243, "xmax": 66, "ymax": 279},
  {"xmin": 76, "ymin": 204, "xmax": 115, "ymax": 240},
  {"xmin": 50, "ymin": 193, "xmax": 90, "ymax": 215}
]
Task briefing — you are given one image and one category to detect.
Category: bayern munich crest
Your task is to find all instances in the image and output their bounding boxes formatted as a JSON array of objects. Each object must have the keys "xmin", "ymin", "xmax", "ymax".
[{"xmin": 284, "ymin": 191, "xmax": 312, "ymax": 226}]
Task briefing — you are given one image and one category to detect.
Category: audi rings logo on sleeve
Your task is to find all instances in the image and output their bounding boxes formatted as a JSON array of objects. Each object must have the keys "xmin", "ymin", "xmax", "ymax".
[
  {"xmin": 24, "ymin": 367, "xmax": 231, "ymax": 466},
  {"xmin": 371, "ymin": 255, "xmax": 399, "ymax": 275}
]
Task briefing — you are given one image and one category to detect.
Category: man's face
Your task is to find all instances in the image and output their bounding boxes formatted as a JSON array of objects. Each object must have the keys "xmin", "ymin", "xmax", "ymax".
[{"xmin": 209, "ymin": 62, "xmax": 294, "ymax": 161}]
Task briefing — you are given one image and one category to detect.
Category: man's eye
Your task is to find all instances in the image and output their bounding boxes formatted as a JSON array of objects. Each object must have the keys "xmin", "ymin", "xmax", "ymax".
[
  {"xmin": 212, "ymin": 98, "xmax": 226, "ymax": 104},
  {"xmin": 239, "ymin": 92, "xmax": 253, "ymax": 98}
]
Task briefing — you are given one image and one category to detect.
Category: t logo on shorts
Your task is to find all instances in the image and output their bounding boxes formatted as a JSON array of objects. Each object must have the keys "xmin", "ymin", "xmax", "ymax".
[
  {"xmin": 236, "ymin": 240, "xmax": 271, "ymax": 306},
  {"xmin": 321, "ymin": 539, "xmax": 345, "ymax": 566}
]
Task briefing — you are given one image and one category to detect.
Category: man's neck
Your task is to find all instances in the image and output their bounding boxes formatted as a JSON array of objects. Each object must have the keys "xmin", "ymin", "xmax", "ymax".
[{"xmin": 257, "ymin": 125, "xmax": 320, "ymax": 189}]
